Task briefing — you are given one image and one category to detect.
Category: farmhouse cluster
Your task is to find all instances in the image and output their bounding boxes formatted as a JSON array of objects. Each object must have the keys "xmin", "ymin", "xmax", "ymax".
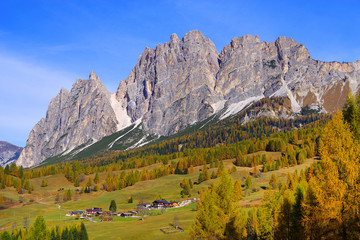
[
  {"xmin": 66, "ymin": 207, "xmax": 138, "ymax": 219},
  {"xmin": 65, "ymin": 199, "xmax": 193, "ymax": 221}
]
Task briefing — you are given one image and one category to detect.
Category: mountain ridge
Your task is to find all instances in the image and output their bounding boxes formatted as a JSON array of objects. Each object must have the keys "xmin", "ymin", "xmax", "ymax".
[
  {"xmin": 0, "ymin": 141, "xmax": 23, "ymax": 167},
  {"xmin": 17, "ymin": 30, "xmax": 360, "ymax": 167}
]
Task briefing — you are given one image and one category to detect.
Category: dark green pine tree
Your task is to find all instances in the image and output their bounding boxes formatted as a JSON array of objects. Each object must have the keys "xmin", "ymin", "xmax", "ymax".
[
  {"xmin": 61, "ymin": 227, "xmax": 69, "ymax": 240},
  {"xmin": 70, "ymin": 225, "xmax": 79, "ymax": 240},
  {"xmin": 4, "ymin": 165, "xmax": 10, "ymax": 175},
  {"xmin": 290, "ymin": 186, "xmax": 305, "ymax": 239},
  {"xmin": 51, "ymin": 228, "xmax": 56, "ymax": 240},
  {"xmin": 1, "ymin": 231, "xmax": 11, "ymax": 240},
  {"xmin": 198, "ymin": 172, "xmax": 204, "ymax": 183},
  {"xmin": 342, "ymin": 92, "xmax": 360, "ymax": 139},
  {"xmin": 276, "ymin": 194, "xmax": 292, "ymax": 239},
  {"xmin": 79, "ymin": 222, "xmax": 89, "ymax": 240},
  {"xmin": 109, "ymin": 200, "xmax": 117, "ymax": 213},
  {"xmin": 55, "ymin": 226, "xmax": 61, "ymax": 240}
]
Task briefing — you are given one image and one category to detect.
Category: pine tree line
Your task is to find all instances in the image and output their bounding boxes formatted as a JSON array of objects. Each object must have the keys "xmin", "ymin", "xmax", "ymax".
[{"xmin": 0, "ymin": 215, "xmax": 88, "ymax": 240}]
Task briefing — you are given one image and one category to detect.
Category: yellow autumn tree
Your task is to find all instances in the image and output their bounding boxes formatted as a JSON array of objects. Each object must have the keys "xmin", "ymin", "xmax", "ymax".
[
  {"xmin": 0, "ymin": 194, "xmax": 4, "ymax": 208},
  {"xmin": 269, "ymin": 173, "xmax": 278, "ymax": 189},
  {"xmin": 190, "ymin": 172, "xmax": 249, "ymax": 239},
  {"xmin": 188, "ymin": 165, "xmax": 195, "ymax": 174},
  {"xmin": 304, "ymin": 112, "xmax": 360, "ymax": 238},
  {"xmin": 189, "ymin": 187, "xmax": 224, "ymax": 239},
  {"xmin": 233, "ymin": 179, "xmax": 243, "ymax": 201}
]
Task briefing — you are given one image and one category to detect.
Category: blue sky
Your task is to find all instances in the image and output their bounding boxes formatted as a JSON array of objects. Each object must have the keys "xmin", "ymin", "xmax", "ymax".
[{"xmin": 0, "ymin": 0, "xmax": 359, "ymax": 147}]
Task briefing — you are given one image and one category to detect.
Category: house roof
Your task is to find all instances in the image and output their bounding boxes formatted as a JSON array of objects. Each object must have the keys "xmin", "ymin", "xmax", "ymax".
[
  {"xmin": 153, "ymin": 200, "xmax": 170, "ymax": 204},
  {"xmin": 121, "ymin": 212, "xmax": 133, "ymax": 215},
  {"xmin": 86, "ymin": 208, "xmax": 102, "ymax": 212}
]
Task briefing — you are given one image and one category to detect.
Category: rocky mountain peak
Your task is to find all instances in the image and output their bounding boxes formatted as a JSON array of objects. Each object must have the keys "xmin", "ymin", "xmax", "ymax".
[
  {"xmin": 275, "ymin": 36, "xmax": 298, "ymax": 47},
  {"xmin": 170, "ymin": 33, "xmax": 180, "ymax": 45},
  {"xmin": 219, "ymin": 35, "xmax": 262, "ymax": 66},
  {"xmin": 181, "ymin": 30, "xmax": 218, "ymax": 56},
  {"xmin": 89, "ymin": 71, "xmax": 97, "ymax": 80},
  {"xmin": 72, "ymin": 72, "xmax": 109, "ymax": 102},
  {"xmin": 17, "ymin": 30, "xmax": 360, "ymax": 167},
  {"xmin": 232, "ymin": 34, "xmax": 260, "ymax": 47},
  {"xmin": 89, "ymin": 71, "xmax": 102, "ymax": 83},
  {"xmin": 17, "ymin": 72, "xmax": 119, "ymax": 167},
  {"xmin": 182, "ymin": 29, "xmax": 206, "ymax": 42},
  {"xmin": 115, "ymin": 30, "xmax": 219, "ymax": 136},
  {"xmin": 275, "ymin": 36, "xmax": 310, "ymax": 62},
  {"xmin": 0, "ymin": 141, "xmax": 22, "ymax": 167},
  {"xmin": 59, "ymin": 87, "xmax": 69, "ymax": 95}
]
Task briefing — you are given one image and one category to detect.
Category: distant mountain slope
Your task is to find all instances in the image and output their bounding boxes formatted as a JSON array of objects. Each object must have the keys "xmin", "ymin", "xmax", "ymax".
[
  {"xmin": 18, "ymin": 30, "xmax": 360, "ymax": 167},
  {"xmin": 0, "ymin": 141, "xmax": 22, "ymax": 167}
]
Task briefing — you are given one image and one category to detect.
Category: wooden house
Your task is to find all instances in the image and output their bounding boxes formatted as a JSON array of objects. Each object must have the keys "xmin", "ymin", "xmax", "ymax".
[
  {"xmin": 71, "ymin": 210, "xmax": 83, "ymax": 216},
  {"xmin": 152, "ymin": 200, "xmax": 178, "ymax": 208},
  {"xmin": 86, "ymin": 207, "xmax": 102, "ymax": 216},
  {"xmin": 121, "ymin": 212, "xmax": 133, "ymax": 217}
]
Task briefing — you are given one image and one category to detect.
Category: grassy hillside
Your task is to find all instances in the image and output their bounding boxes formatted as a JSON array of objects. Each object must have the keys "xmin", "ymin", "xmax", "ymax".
[{"xmin": 0, "ymin": 151, "xmax": 316, "ymax": 239}]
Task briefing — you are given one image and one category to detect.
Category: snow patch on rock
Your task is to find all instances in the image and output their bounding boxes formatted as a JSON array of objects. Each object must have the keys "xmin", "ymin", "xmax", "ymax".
[
  {"xmin": 220, "ymin": 95, "xmax": 264, "ymax": 120},
  {"xmin": 110, "ymin": 93, "xmax": 132, "ymax": 131},
  {"xmin": 211, "ymin": 100, "xmax": 226, "ymax": 113},
  {"xmin": 126, "ymin": 136, "xmax": 148, "ymax": 150},
  {"xmin": 107, "ymin": 118, "xmax": 143, "ymax": 150},
  {"xmin": 271, "ymin": 81, "xmax": 301, "ymax": 113}
]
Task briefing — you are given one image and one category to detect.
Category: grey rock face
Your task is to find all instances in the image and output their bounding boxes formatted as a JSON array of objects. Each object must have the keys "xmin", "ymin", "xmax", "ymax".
[
  {"xmin": 116, "ymin": 30, "xmax": 220, "ymax": 136},
  {"xmin": 117, "ymin": 31, "xmax": 360, "ymax": 134},
  {"xmin": 17, "ymin": 72, "xmax": 121, "ymax": 167},
  {"xmin": 0, "ymin": 141, "xmax": 23, "ymax": 167},
  {"xmin": 18, "ymin": 31, "xmax": 360, "ymax": 167},
  {"xmin": 216, "ymin": 35, "xmax": 360, "ymax": 114}
]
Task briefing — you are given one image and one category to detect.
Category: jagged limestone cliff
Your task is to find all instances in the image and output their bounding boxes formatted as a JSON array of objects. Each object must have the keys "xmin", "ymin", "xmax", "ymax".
[
  {"xmin": 17, "ymin": 72, "xmax": 122, "ymax": 167},
  {"xmin": 216, "ymin": 35, "xmax": 360, "ymax": 116},
  {"xmin": 17, "ymin": 30, "xmax": 360, "ymax": 167},
  {"xmin": 0, "ymin": 141, "xmax": 22, "ymax": 167},
  {"xmin": 117, "ymin": 31, "xmax": 360, "ymax": 135},
  {"xmin": 116, "ymin": 30, "xmax": 219, "ymax": 136}
]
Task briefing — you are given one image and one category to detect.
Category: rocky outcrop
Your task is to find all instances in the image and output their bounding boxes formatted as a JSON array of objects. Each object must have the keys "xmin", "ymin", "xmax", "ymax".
[
  {"xmin": 116, "ymin": 30, "xmax": 220, "ymax": 136},
  {"xmin": 17, "ymin": 31, "xmax": 360, "ymax": 167},
  {"xmin": 17, "ymin": 72, "xmax": 122, "ymax": 167},
  {"xmin": 216, "ymin": 35, "xmax": 360, "ymax": 115},
  {"xmin": 0, "ymin": 141, "xmax": 22, "ymax": 167}
]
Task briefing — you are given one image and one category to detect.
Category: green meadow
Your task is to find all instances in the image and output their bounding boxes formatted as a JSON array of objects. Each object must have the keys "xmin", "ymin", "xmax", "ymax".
[{"xmin": 0, "ymin": 152, "xmax": 315, "ymax": 239}]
